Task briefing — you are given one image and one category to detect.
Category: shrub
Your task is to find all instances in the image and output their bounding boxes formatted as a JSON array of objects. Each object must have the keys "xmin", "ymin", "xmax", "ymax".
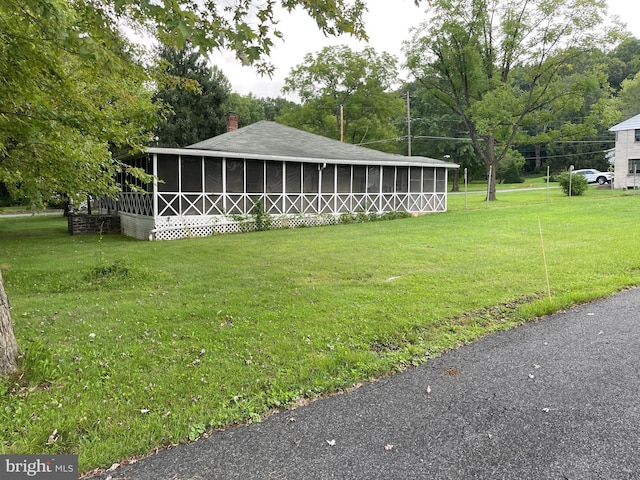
[
  {"xmin": 496, "ymin": 150, "xmax": 525, "ymax": 184},
  {"xmin": 497, "ymin": 157, "xmax": 525, "ymax": 184},
  {"xmin": 557, "ymin": 171, "xmax": 588, "ymax": 196}
]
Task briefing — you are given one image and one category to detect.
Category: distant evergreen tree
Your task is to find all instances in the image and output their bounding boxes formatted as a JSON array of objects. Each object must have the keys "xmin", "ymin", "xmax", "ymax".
[{"xmin": 154, "ymin": 45, "xmax": 231, "ymax": 147}]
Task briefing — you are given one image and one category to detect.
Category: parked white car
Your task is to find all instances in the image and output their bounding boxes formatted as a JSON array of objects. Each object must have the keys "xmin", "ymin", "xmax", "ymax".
[{"xmin": 572, "ymin": 169, "xmax": 613, "ymax": 185}]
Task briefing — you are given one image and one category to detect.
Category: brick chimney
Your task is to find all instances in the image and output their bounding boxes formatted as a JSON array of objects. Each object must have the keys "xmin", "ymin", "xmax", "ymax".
[{"xmin": 226, "ymin": 112, "xmax": 239, "ymax": 132}]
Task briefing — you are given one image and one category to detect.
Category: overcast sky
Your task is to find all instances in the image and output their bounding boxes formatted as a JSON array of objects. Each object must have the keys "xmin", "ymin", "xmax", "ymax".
[{"xmin": 208, "ymin": 0, "xmax": 640, "ymax": 101}]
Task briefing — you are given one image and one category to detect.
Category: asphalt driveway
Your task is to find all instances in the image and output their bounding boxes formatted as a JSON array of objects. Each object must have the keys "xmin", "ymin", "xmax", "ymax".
[{"xmin": 90, "ymin": 288, "xmax": 640, "ymax": 480}]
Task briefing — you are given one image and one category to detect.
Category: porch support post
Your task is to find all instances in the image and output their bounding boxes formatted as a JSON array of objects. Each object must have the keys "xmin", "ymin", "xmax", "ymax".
[{"xmin": 152, "ymin": 153, "xmax": 158, "ymax": 217}]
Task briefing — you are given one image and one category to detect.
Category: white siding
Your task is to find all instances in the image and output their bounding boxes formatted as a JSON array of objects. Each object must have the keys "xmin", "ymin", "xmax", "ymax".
[{"xmin": 614, "ymin": 130, "xmax": 640, "ymax": 189}]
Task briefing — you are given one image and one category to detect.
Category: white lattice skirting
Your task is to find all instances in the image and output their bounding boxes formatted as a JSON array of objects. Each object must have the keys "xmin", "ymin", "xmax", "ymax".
[{"xmin": 149, "ymin": 215, "xmax": 341, "ymax": 241}]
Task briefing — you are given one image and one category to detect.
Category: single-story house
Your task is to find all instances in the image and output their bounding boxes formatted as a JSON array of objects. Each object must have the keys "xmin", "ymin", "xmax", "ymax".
[
  {"xmin": 610, "ymin": 114, "xmax": 640, "ymax": 189},
  {"xmin": 102, "ymin": 121, "xmax": 459, "ymax": 240}
]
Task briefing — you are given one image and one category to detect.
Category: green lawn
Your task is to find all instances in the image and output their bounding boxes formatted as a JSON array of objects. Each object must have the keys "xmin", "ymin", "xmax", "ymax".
[{"xmin": 1, "ymin": 187, "xmax": 639, "ymax": 473}]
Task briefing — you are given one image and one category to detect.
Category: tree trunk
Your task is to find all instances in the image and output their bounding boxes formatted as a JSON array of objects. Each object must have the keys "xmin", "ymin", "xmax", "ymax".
[
  {"xmin": 535, "ymin": 143, "xmax": 542, "ymax": 170},
  {"xmin": 0, "ymin": 270, "xmax": 19, "ymax": 376},
  {"xmin": 451, "ymin": 169, "xmax": 459, "ymax": 192}
]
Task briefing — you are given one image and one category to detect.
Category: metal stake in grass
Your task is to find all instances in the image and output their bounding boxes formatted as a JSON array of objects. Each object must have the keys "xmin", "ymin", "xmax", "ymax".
[{"xmin": 538, "ymin": 217, "xmax": 552, "ymax": 299}]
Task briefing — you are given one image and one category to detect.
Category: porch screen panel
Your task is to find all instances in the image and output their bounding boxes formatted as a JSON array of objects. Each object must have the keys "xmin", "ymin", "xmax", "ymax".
[
  {"xmin": 142, "ymin": 155, "xmax": 153, "ymax": 192},
  {"xmin": 181, "ymin": 155, "xmax": 202, "ymax": 192},
  {"xmin": 396, "ymin": 167, "xmax": 409, "ymax": 193},
  {"xmin": 303, "ymin": 164, "xmax": 319, "ymax": 193},
  {"xmin": 157, "ymin": 154, "xmax": 179, "ymax": 192},
  {"xmin": 226, "ymin": 159, "xmax": 244, "ymax": 193},
  {"xmin": 246, "ymin": 160, "xmax": 264, "ymax": 193},
  {"xmin": 382, "ymin": 166, "xmax": 395, "ymax": 192},
  {"xmin": 266, "ymin": 162, "xmax": 283, "ymax": 192},
  {"xmin": 205, "ymin": 157, "xmax": 223, "ymax": 192},
  {"xmin": 353, "ymin": 166, "xmax": 366, "ymax": 193},
  {"xmin": 286, "ymin": 162, "xmax": 302, "ymax": 193},
  {"xmin": 423, "ymin": 169, "xmax": 435, "ymax": 192},
  {"xmin": 436, "ymin": 168, "xmax": 447, "ymax": 192},
  {"xmin": 337, "ymin": 165, "xmax": 351, "ymax": 193},
  {"xmin": 410, "ymin": 167, "xmax": 422, "ymax": 192},
  {"xmin": 321, "ymin": 165, "xmax": 335, "ymax": 193},
  {"xmin": 117, "ymin": 167, "xmax": 126, "ymax": 192},
  {"xmin": 367, "ymin": 167, "xmax": 380, "ymax": 193}
]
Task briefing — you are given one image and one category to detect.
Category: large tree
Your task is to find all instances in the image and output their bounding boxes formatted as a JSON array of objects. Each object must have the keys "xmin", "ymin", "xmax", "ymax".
[
  {"xmin": 0, "ymin": 0, "xmax": 157, "ymax": 208},
  {"xmin": 405, "ymin": 0, "xmax": 615, "ymax": 200},
  {"xmin": 280, "ymin": 45, "xmax": 405, "ymax": 152},
  {"xmin": 1, "ymin": 0, "xmax": 376, "ymax": 207},
  {"xmin": 0, "ymin": 0, "xmax": 392, "ymax": 375},
  {"xmin": 154, "ymin": 45, "xmax": 231, "ymax": 147}
]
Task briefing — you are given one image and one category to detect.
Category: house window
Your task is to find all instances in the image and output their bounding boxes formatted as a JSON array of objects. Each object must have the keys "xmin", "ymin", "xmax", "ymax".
[
  {"xmin": 636, "ymin": 130, "xmax": 640, "ymax": 142},
  {"xmin": 629, "ymin": 159, "xmax": 640, "ymax": 175}
]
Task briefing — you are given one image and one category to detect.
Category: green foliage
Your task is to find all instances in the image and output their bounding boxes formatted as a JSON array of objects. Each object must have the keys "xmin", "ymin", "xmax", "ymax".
[
  {"xmin": 85, "ymin": 260, "xmax": 130, "ymax": 284},
  {"xmin": 0, "ymin": 0, "xmax": 371, "ymax": 207},
  {"xmin": 606, "ymin": 37, "xmax": 640, "ymax": 92},
  {"xmin": 222, "ymin": 94, "xmax": 299, "ymax": 128},
  {"xmin": 339, "ymin": 211, "xmax": 410, "ymax": 224},
  {"xmin": 154, "ymin": 44, "xmax": 231, "ymax": 147},
  {"xmin": 496, "ymin": 152, "xmax": 525, "ymax": 184},
  {"xmin": 556, "ymin": 171, "xmax": 588, "ymax": 196},
  {"xmin": 405, "ymin": 0, "xmax": 616, "ymax": 199},
  {"xmin": 18, "ymin": 341, "xmax": 61, "ymax": 385},
  {"xmin": 610, "ymin": 71, "xmax": 640, "ymax": 121},
  {"xmin": 188, "ymin": 423, "xmax": 207, "ymax": 442},
  {"xmin": 110, "ymin": 0, "xmax": 370, "ymax": 76},
  {"xmin": 0, "ymin": 0, "xmax": 158, "ymax": 208},
  {"xmin": 280, "ymin": 45, "xmax": 405, "ymax": 153},
  {"xmin": 251, "ymin": 198, "xmax": 271, "ymax": 231},
  {"xmin": 403, "ymin": 81, "xmax": 480, "ymax": 173}
]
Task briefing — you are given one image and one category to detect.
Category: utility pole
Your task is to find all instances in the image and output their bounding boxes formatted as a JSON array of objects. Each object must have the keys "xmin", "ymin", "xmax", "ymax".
[
  {"xmin": 340, "ymin": 104, "xmax": 344, "ymax": 142},
  {"xmin": 406, "ymin": 92, "xmax": 411, "ymax": 156}
]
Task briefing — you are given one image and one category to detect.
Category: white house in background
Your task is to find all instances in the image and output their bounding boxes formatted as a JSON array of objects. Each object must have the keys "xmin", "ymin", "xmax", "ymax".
[
  {"xmin": 103, "ymin": 121, "xmax": 459, "ymax": 240},
  {"xmin": 609, "ymin": 114, "xmax": 640, "ymax": 189}
]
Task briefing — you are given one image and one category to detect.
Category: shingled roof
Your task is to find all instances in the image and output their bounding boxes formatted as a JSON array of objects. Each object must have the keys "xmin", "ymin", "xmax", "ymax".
[{"xmin": 179, "ymin": 121, "xmax": 457, "ymax": 168}]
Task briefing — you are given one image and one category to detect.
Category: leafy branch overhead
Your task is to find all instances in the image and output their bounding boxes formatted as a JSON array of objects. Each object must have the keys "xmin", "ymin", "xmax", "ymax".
[
  {"xmin": 112, "ymin": 0, "xmax": 374, "ymax": 75},
  {"xmin": 0, "ymin": 0, "xmax": 379, "ymax": 207}
]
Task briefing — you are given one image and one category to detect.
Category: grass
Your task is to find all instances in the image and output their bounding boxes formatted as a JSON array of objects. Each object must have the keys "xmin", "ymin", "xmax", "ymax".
[{"xmin": 1, "ymin": 185, "xmax": 639, "ymax": 474}]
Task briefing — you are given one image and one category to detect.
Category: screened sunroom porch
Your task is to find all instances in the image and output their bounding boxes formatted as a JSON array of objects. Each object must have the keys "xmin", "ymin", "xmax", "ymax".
[{"xmin": 104, "ymin": 121, "xmax": 458, "ymax": 240}]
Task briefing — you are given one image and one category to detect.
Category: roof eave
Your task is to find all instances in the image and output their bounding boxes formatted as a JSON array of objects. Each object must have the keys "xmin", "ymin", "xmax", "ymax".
[{"xmin": 145, "ymin": 147, "xmax": 459, "ymax": 169}]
